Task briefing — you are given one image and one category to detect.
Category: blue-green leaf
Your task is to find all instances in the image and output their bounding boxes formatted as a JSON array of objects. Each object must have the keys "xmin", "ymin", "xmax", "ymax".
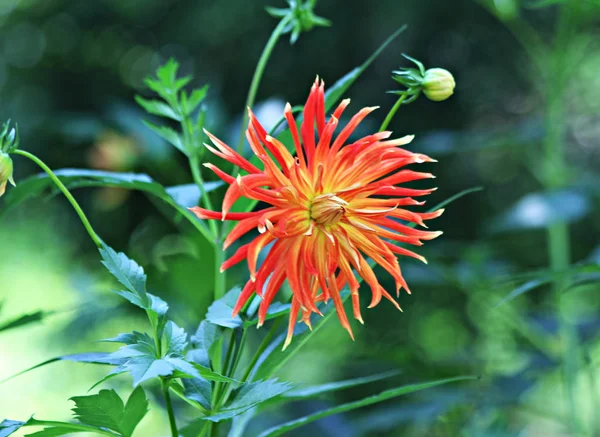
[
  {"xmin": 142, "ymin": 120, "xmax": 186, "ymax": 155},
  {"xmin": 206, "ymin": 287, "xmax": 243, "ymax": 329},
  {"xmin": 283, "ymin": 370, "xmax": 402, "ymax": 400},
  {"xmin": 0, "ymin": 419, "xmax": 25, "ymax": 437},
  {"xmin": 203, "ymin": 379, "xmax": 293, "ymax": 422},
  {"xmin": 135, "ymin": 96, "xmax": 181, "ymax": 121},
  {"xmin": 257, "ymin": 376, "xmax": 479, "ymax": 437}
]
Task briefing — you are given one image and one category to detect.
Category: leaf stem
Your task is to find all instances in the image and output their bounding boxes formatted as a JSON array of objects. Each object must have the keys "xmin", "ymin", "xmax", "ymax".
[
  {"xmin": 379, "ymin": 94, "xmax": 407, "ymax": 132},
  {"xmin": 161, "ymin": 379, "xmax": 179, "ymax": 437},
  {"xmin": 242, "ymin": 318, "xmax": 283, "ymax": 382},
  {"xmin": 12, "ymin": 149, "xmax": 103, "ymax": 248},
  {"xmin": 233, "ymin": 15, "xmax": 293, "ymax": 162}
]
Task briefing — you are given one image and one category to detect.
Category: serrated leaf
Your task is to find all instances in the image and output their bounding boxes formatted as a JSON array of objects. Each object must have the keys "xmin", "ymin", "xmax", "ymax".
[
  {"xmin": 135, "ymin": 96, "xmax": 181, "ymax": 121},
  {"xmin": 191, "ymin": 321, "xmax": 220, "ymax": 352},
  {"xmin": 164, "ymin": 321, "xmax": 188, "ymax": 355},
  {"xmin": 257, "ymin": 376, "xmax": 479, "ymax": 437},
  {"xmin": 71, "ymin": 386, "xmax": 148, "ymax": 437},
  {"xmin": 206, "ymin": 287, "xmax": 243, "ymax": 329},
  {"xmin": 99, "ymin": 246, "xmax": 153, "ymax": 310},
  {"xmin": 0, "ymin": 419, "xmax": 25, "ymax": 437},
  {"xmin": 182, "ymin": 378, "xmax": 212, "ymax": 410},
  {"xmin": 189, "ymin": 321, "xmax": 221, "ymax": 366},
  {"xmin": 283, "ymin": 370, "xmax": 402, "ymax": 400},
  {"xmin": 156, "ymin": 59, "xmax": 179, "ymax": 89},
  {"xmin": 142, "ymin": 120, "xmax": 187, "ymax": 156},
  {"xmin": 184, "ymin": 85, "xmax": 209, "ymax": 116},
  {"xmin": 203, "ymin": 379, "xmax": 293, "ymax": 422}
]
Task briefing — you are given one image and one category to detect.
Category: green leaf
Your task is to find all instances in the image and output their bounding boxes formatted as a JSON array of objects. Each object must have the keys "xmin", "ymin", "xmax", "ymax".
[
  {"xmin": 188, "ymin": 321, "xmax": 221, "ymax": 367},
  {"xmin": 106, "ymin": 330, "xmax": 235, "ymax": 387},
  {"xmin": 0, "ymin": 419, "xmax": 25, "ymax": 437},
  {"xmin": 253, "ymin": 187, "xmax": 484, "ymax": 380},
  {"xmin": 142, "ymin": 120, "xmax": 187, "ymax": 156},
  {"xmin": 25, "ymin": 427, "xmax": 85, "ymax": 436},
  {"xmin": 100, "ymin": 245, "xmax": 150, "ymax": 308},
  {"xmin": 206, "ymin": 287, "xmax": 243, "ymax": 329},
  {"xmin": 1, "ymin": 353, "xmax": 122, "ymax": 385},
  {"xmin": 0, "ymin": 310, "xmax": 49, "ymax": 334},
  {"xmin": 135, "ymin": 96, "xmax": 181, "ymax": 121},
  {"xmin": 282, "ymin": 370, "xmax": 402, "ymax": 400},
  {"xmin": 203, "ymin": 379, "xmax": 293, "ymax": 422},
  {"xmin": 164, "ymin": 321, "xmax": 188, "ymax": 355},
  {"xmin": 156, "ymin": 59, "xmax": 179, "ymax": 90},
  {"xmin": 182, "ymin": 378, "xmax": 212, "ymax": 410},
  {"xmin": 184, "ymin": 85, "xmax": 209, "ymax": 116},
  {"xmin": 257, "ymin": 376, "xmax": 479, "ymax": 437},
  {"xmin": 0, "ymin": 169, "xmax": 221, "ymax": 247},
  {"xmin": 71, "ymin": 387, "xmax": 148, "ymax": 437}
]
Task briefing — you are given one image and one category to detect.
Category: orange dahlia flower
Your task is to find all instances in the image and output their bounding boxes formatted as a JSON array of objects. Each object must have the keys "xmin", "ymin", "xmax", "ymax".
[{"xmin": 191, "ymin": 78, "xmax": 443, "ymax": 349}]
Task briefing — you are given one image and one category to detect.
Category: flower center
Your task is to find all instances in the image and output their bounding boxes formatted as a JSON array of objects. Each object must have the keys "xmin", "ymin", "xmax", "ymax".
[{"xmin": 310, "ymin": 193, "xmax": 348, "ymax": 226}]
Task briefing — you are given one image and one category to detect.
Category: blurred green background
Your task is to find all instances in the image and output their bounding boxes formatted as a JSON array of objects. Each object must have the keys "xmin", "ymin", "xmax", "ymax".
[{"xmin": 1, "ymin": 0, "xmax": 600, "ymax": 436}]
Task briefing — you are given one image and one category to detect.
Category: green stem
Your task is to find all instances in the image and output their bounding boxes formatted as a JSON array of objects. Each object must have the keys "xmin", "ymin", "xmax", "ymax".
[
  {"xmin": 161, "ymin": 379, "xmax": 179, "ymax": 437},
  {"xmin": 379, "ymin": 94, "xmax": 406, "ymax": 132},
  {"xmin": 242, "ymin": 318, "xmax": 283, "ymax": 382},
  {"xmin": 543, "ymin": 11, "xmax": 580, "ymax": 431},
  {"xmin": 12, "ymin": 149, "xmax": 103, "ymax": 248},
  {"xmin": 190, "ymin": 154, "xmax": 219, "ymax": 238},
  {"xmin": 26, "ymin": 419, "xmax": 118, "ymax": 436},
  {"xmin": 233, "ymin": 15, "xmax": 293, "ymax": 161}
]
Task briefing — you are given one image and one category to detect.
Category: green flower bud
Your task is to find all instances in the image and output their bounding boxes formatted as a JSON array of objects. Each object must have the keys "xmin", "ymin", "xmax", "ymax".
[
  {"xmin": 422, "ymin": 68, "xmax": 456, "ymax": 102},
  {"xmin": 0, "ymin": 151, "xmax": 15, "ymax": 197}
]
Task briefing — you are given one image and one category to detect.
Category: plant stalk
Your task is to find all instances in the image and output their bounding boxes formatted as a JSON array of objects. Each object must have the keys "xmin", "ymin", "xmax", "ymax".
[
  {"xmin": 12, "ymin": 150, "xmax": 103, "ymax": 248},
  {"xmin": 233, "ymin": 15, "xmax": 293, "ymax": 163},
  {"xmin": 161, "ymin": 379, "xmax": 179, "ymax": 437},
  {"xmin": 379, "ymin": 94, "xmax": 407, "ymax": 132}
]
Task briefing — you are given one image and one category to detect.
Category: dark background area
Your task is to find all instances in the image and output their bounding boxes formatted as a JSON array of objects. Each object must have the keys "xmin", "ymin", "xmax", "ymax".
[{"xmin": 1, "ymin": 0, "xmax": 600, "ymax": 436}]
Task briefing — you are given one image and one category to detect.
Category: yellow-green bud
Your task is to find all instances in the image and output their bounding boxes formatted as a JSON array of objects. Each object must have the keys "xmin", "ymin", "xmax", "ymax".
[
  {"xmin": 0, "ymin": 151, "xmax": 15, "ymax": 197},
  {"xmin": 422, "ymin": 68, "xmax": 456, "ymax": 102}
]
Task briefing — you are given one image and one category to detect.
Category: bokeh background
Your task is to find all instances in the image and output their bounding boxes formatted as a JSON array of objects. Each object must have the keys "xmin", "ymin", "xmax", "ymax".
[{"xmin": 1, "ymin": 0, "xmax": 600, "ymax": 436}]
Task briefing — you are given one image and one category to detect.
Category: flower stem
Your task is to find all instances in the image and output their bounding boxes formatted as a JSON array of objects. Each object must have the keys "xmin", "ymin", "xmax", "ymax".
[
  {"xmin": 233, "ymin": 15, "xmax": 292, "ymax": 159},
  {"xmin": 161, "ymin": 379, "xmax": 179, "ymax": 437},
  {"xmin": 379, "ymin": 94, "xmax": 407, "ymax": 132},
  {"xmin": 190, "ymin": 155, "xmax": 219, "ymax": 239},
  {"xmin": 12, "ymin": 149, "xmax": 103, "ymax": 248}
]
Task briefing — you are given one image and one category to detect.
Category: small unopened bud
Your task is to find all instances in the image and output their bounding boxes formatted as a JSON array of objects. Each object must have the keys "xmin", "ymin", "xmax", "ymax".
[
  {"xmin": 422, "ymin": 68, "xmax": 456, "ymax": 102},
  {"xmin": 0, "ymin": 151, "xmax": 15, "ymax": 197}
]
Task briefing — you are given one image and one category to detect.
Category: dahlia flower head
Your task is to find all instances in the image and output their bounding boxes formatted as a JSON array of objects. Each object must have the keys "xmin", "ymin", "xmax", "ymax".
[{"xmin": 191, "ymin": 78, "xmax": 443, "ymax": 349}]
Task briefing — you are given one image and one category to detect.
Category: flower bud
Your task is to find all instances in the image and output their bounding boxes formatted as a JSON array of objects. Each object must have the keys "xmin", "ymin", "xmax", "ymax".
[
  {"xmin": 0, "ymin": 151, "xmax": 15, "ymax": 197},
  {"xmin": 422, "ymin": 68, "xmax": 456, "ymax": 102}
]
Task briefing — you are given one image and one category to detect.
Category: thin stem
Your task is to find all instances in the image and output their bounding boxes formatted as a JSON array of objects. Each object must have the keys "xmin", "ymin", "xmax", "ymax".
[
  {"xmin": 543, "ymin": 3, "xmax": 580, "ymax": 433},
  {"xmin": 161, "ymin": 379, "xmax": 179, "ymax": 437},
  {"xmin": 213, "ymin": 331, "xmax": 236, "ymax": 409},
  {"xmin": 241, "ymin": 318, "xmax": 283, "ymax": 382},
  {"xmin": 379, "ymin": 94, "xmax": 406, "ymax": 132},
  {"xmin": 12, "ymin": 149, "xmax": 103, "ymax": 248},
  {"xmin": 233, "ymin": 15, "xmax": 293, "ymax": 165},
  {"xmin": 190, "ymin": 154, "xmax": 219, "ymax": 238}
]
